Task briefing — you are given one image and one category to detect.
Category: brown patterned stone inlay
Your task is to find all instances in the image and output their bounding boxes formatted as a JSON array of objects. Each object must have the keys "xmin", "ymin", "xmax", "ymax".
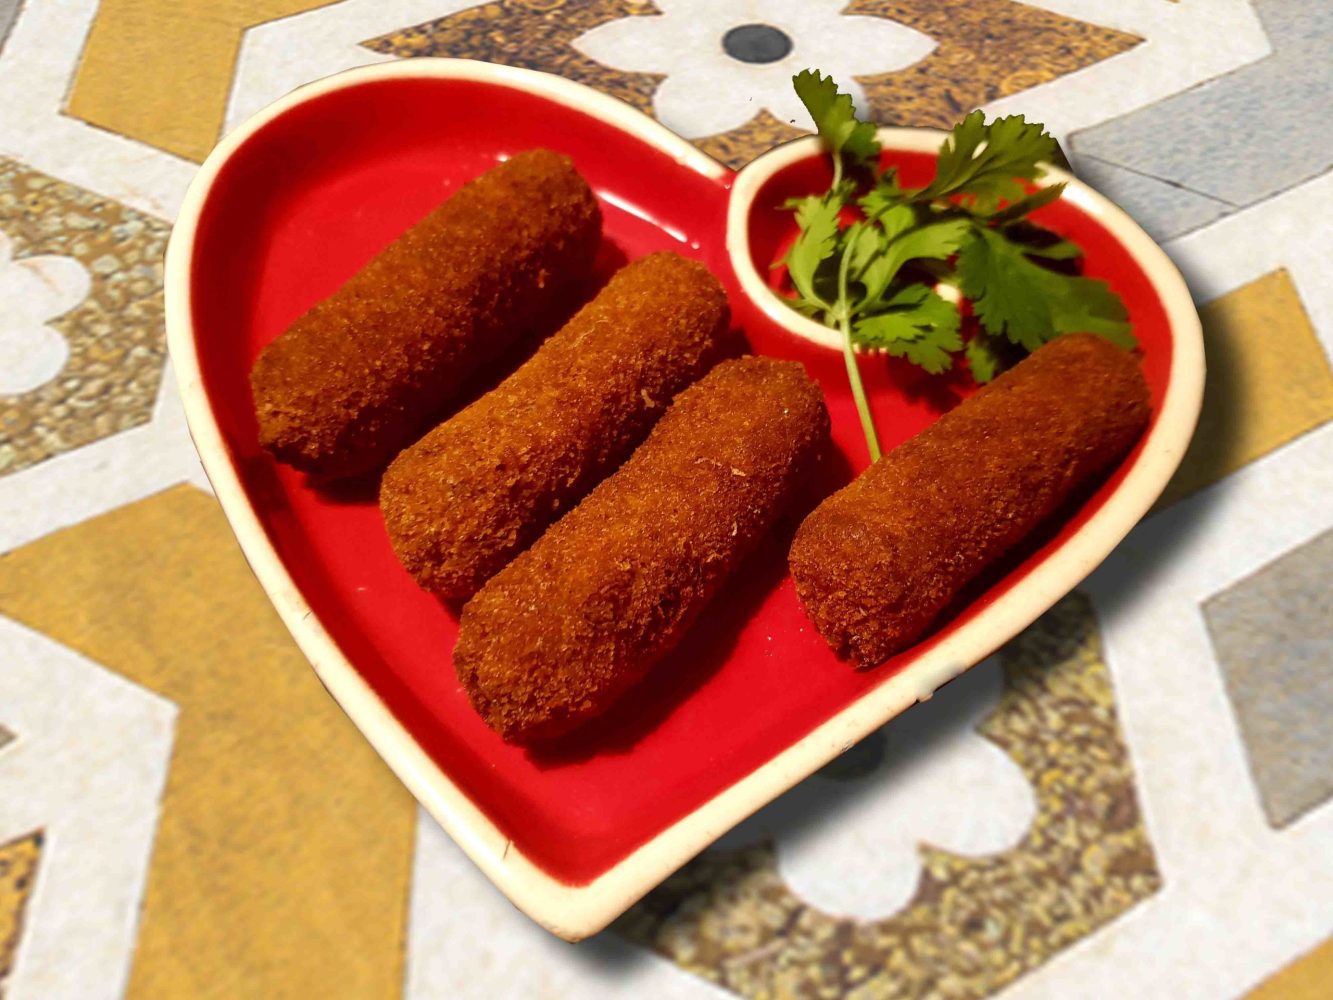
[
  {"xmin": 0, "ymin": 159, "xmax": 169, "ymax": 477},
  {"xmin": 363, "ymin": 0, "xmax": 661, "ymax": 113},
  {"xmin": 364, "ymin": 0, "xmax": 1141, "ymax": 168},
  {"xmin": 616, "ymin": 593, "xmax": 1161, "ymax": 999},
  {"xmin": 0, "ymin": 830, "xmax": 43, "ymax": 990},
  {"xmin": 848, "ymin": 1, "xmax": 1141, "ymax": 130}
]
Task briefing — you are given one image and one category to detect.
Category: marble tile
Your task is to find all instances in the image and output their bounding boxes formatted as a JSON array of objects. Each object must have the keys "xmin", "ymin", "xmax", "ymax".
[
  {"xmin": 618, "ymin": 594, "xmax": 1161, "ymax": 999},
  {"xmin": 64, "ymin": 0, "xmax": 341, "ymax": 162},
  {"xmin": 1069, "ymin": 0, "xmax": 1333, "ymax": 239},
  {"xmin": 1244, "ymin": 935, "xmax": 1333, "ymax": 1000},
  {"xmin": 0, "ymin": 485, "xmax": 417, "ymax": 999},
  {"xmin": 364, "ymin": 0, "xmax": 1141, "ymax": 168},
  {"xmin": 0, "ymin": 0, "xmax": 21, "ymax": 55},
  {"xmin": 1203, "ymin": 528, "xmax": 1333, "ymax": 828},
  {"xmin": 712, "ymin": 658, "xmax": 1038, "ymax": 922},
  {"xmin": 0, "ymin": 830, "xmax": 42, "ymax": 993},
  {"xmin": 0, "ymin": 618, "xmax": 174, "ymax": 1000},
  {"xmin": 1155, "ymin": 269, "xmax": 1333, "ymax": 510},
  {"xmin": 1074, "ymin": 154, "xmax": 1231, "ymax": 243},
  {"xmin": 0, "ymin": 159, "xmax": 169, "ymax": 478},
  {"xmin": 406, "ymin": 811, "xmax": 720, "ymax": 1000}
]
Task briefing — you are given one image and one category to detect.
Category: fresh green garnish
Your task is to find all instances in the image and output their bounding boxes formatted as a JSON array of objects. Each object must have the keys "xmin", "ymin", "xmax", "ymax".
[{"xmin": 782, "ymin": 69, "xmax": 1134, "ymax": 460}]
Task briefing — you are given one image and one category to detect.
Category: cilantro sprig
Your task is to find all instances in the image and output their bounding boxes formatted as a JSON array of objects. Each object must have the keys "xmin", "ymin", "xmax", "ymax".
[{"xmin": 782, "ymin": 69, "xmax": 1134, "ymax": 461}]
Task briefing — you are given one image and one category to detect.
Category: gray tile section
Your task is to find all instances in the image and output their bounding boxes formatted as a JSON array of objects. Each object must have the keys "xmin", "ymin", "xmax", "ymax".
[
  {"xmin": 1070, "ymin": 0, "xmax": 1333, "ymax": 240},
  {"xmin": 1073, "ymin": 154, "xmax": 1231, "ymax": 243},
  {"xmin": 1203, "ymin": 527, "xmax": 1333, "ymax": 829},
  {"xmin": 0, "ymin": 0, "xmax": 20, "ymax": 54}
]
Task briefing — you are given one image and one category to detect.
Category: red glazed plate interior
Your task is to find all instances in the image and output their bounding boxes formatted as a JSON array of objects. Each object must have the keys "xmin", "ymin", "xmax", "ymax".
[{"xmin": 189, "ymin": 76, "xmax": 1174, "ymax": 884}]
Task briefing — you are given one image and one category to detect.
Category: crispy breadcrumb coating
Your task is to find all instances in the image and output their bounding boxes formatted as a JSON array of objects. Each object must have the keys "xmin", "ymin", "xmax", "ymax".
[
  {"xmin": 249, "ymin": 149, "xmax": 601, "ymax": 477},
  {"xmin": 380, "ymin": 252, "xmax": 734, "ymax": 599},
  {"xmin": 454, "ymin": 356, "xmax": 830, "ymax": 743},
  {"xmin": 789, "ymin": 333, "xmax": 1151, "ymax": 667}
]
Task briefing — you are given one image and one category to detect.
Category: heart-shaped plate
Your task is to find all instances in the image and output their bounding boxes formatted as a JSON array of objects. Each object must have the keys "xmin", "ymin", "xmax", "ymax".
[{"xmin": 165, "ymin": 59, "xmax": 1203, "ymax": 939}]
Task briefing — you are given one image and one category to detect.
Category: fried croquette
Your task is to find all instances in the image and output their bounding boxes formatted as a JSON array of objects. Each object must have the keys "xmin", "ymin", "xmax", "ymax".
[
  {"xmin": 379, "ymin": 252, "xmax": 734, "ymax": 599},
  {"xmin": 249, "ymin": 150, "xmax": 601, "ymax": 478},
  {"xmin": 453, "ymin": 356, "xmax": 830, "ymax": 743},
  {"xmin": 789, "ymin": 333, "xmax": 1151, "ymax": 667}
]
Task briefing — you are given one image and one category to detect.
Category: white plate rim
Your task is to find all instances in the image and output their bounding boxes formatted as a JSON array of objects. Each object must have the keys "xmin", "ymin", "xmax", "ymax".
[{"xmin": 165, "ymin": 57, "xmax": 1204, "ymax": 941}]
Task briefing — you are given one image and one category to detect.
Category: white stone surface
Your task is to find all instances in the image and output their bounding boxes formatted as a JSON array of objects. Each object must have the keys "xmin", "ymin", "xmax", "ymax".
[
  {"xmin": 404, "ymin": 809, "xmax": 729, "ymax": 1000},
  {"xmin": 0, "ymin": 232, "xmax": 86, "ymax": 395},
  {"xmin": 0, "ymin": 617, "xmax": 176, "ymax": 1000}
]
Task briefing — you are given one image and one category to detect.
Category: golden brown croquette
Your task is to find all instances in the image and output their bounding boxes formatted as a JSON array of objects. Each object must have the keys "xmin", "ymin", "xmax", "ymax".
[
  {"xmin": 453, "ymin": 356, "xmax": 830, "ymax": 743},
  {"xmin": 789, "ymin": 333, "xmax": 1151, "ymax": 667},
  {"xmin": 380, "ymin": 252, "xmax": 735, "ymax": 599},
  {"xmin": 249, "ymin": 149, "xmax": 601, "ymax": 478}
]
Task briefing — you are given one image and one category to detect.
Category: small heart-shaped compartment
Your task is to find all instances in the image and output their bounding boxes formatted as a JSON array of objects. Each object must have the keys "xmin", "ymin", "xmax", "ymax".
[{"xmin": 167, "ymin": 59, "xmax": 1201, "ymax": 939}]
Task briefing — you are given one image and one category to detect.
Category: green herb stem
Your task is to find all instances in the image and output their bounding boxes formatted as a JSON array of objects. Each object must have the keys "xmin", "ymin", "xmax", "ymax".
[
  {"xmin": 787, "ymin": 72, "xmax": 1131, "ymax": 387},
  {"xmin": 836, "ymin": 241, "xmax": 882, "ymax": 462}
]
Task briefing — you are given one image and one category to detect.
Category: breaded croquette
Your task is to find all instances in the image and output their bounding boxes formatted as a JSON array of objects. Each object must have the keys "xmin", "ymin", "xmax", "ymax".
[
  {"xmin": 453, "ymin": 356, "xmax": 830, "ymax": 743},
  {"xmin": 380, "ymin": 252, "xmax": 734, "ymax": 599},
  {"xmin": 789, "ymin": 333, "xmax": 1151, "ymax": 667},
  {"xmin": 249, "ymin": 150, "xmax": 601, "ymax": 477}
]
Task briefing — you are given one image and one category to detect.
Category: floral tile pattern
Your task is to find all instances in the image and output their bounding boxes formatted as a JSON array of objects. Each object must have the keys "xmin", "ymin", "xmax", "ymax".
[
  {"xmin": 711, "ymin": 657, "xmax": 1039, "ymax": 921},
  {"xmin": 574, "ymin": 1, "xmax": 937, "ymax": 139},
  {"xmin": 844, "ymin": 0, "xmax": 1140, "ymax": 130},
  {"xmin": 363, "ymin": 0, "xmax": 1140, "ymax": 168},
  {"xmin": 617, "ymin": 594, "xmax": 1162, "ymax": 1000},
  {"xmin": 363, "ymin": 0, "xmax": 662, "ymax": 117},
  {"xmin": 0, "ymin": 158, "xmax": 168, "ymax": 477}
]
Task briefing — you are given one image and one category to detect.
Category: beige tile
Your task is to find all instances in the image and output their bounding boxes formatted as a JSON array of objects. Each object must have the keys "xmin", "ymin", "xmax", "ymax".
[
  {"xmin": 0, "ymin": 485, "xmax": 416, "ymax": 1000},
  {"xmin": 1157, "ymin": 269, "xmax": 1333, "ymax": 510},
  {"xmin": 65, "ymin": 0, "xmax": 340, "ymax": 162}
]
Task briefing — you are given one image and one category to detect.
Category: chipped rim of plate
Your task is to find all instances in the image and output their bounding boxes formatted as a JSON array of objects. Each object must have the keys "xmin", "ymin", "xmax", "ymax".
[{"xmin": 165, "ymin": 58, "xmax": 1204, "ymax": 942}]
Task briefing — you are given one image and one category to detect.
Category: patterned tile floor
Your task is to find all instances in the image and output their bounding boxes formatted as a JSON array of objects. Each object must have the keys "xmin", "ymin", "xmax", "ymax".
[
  {"xmin": 1070, "ymin": 0, "xmax": 1333, "ymax": 242},
  {"xmin": 0, "ymin": 2, "xmax": 1329, "ymax": 998}
]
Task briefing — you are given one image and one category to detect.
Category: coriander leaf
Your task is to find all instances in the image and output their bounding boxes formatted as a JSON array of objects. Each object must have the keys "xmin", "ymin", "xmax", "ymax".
[
  {"xmin": 986, "ymin": 182, "xmax": 1066, "ymax": 224},
  {"xmin": 886, "ymin": 219, "xmax": 973, "ymax": 268},
  {"xmin": 996, "ymin": 218, "xmax": 1082, "ymax": 259},
  {"xmin": 901, "ymin": 336, "xmax": 960, "ymax": 374},
  {"xmin": 1018, "ymin": 238, "xmax": 1082, "ymax": 260},
  {"xmin": 1052, "ymin": 284, "xmax": 1138, "ymax": 348},
  {"xmin": 783, "ymin": 193, "xmax": 844, "ymax": 310},
  {"xmin": 853, "ymin": 286, "xmax": 962, "ymax": 374},
  {"xmin": 921, "ymin": 112, "xmax": 1057, "ymax": 212},
  {"xmin": 965, "ymin": 331, "xmax": 1004, "ymax": 383},
  {"xmin": 957, "ymin": 227, "xmax": 1134, "ymax": 351},
  {"xmin": 858, "ymin": 170, "xmax": 907, "ymax": 219},
  {"xmin": 844, "ymin": 220, "xmax": 883, "ymax": 281},
  {"xmin": 924, "ymin": 110, "xmax": 988, "ymax": 197},
  {"xmin": 853, "ymin": 217, "xmax": 970, "ymax": 312},
  {"xmin": 793, "ymin": 69, "xmax": 880, "ymax": 185},
  {"xmin": 876, "ymin": 203, "xmax": 918, "ymax": 244}
]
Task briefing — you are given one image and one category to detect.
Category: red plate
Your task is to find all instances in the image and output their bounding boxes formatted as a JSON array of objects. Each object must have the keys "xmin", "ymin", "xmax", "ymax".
[{"xmin": 166, "ymin": 60, "xmax": 1203, "ymax": 939}]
